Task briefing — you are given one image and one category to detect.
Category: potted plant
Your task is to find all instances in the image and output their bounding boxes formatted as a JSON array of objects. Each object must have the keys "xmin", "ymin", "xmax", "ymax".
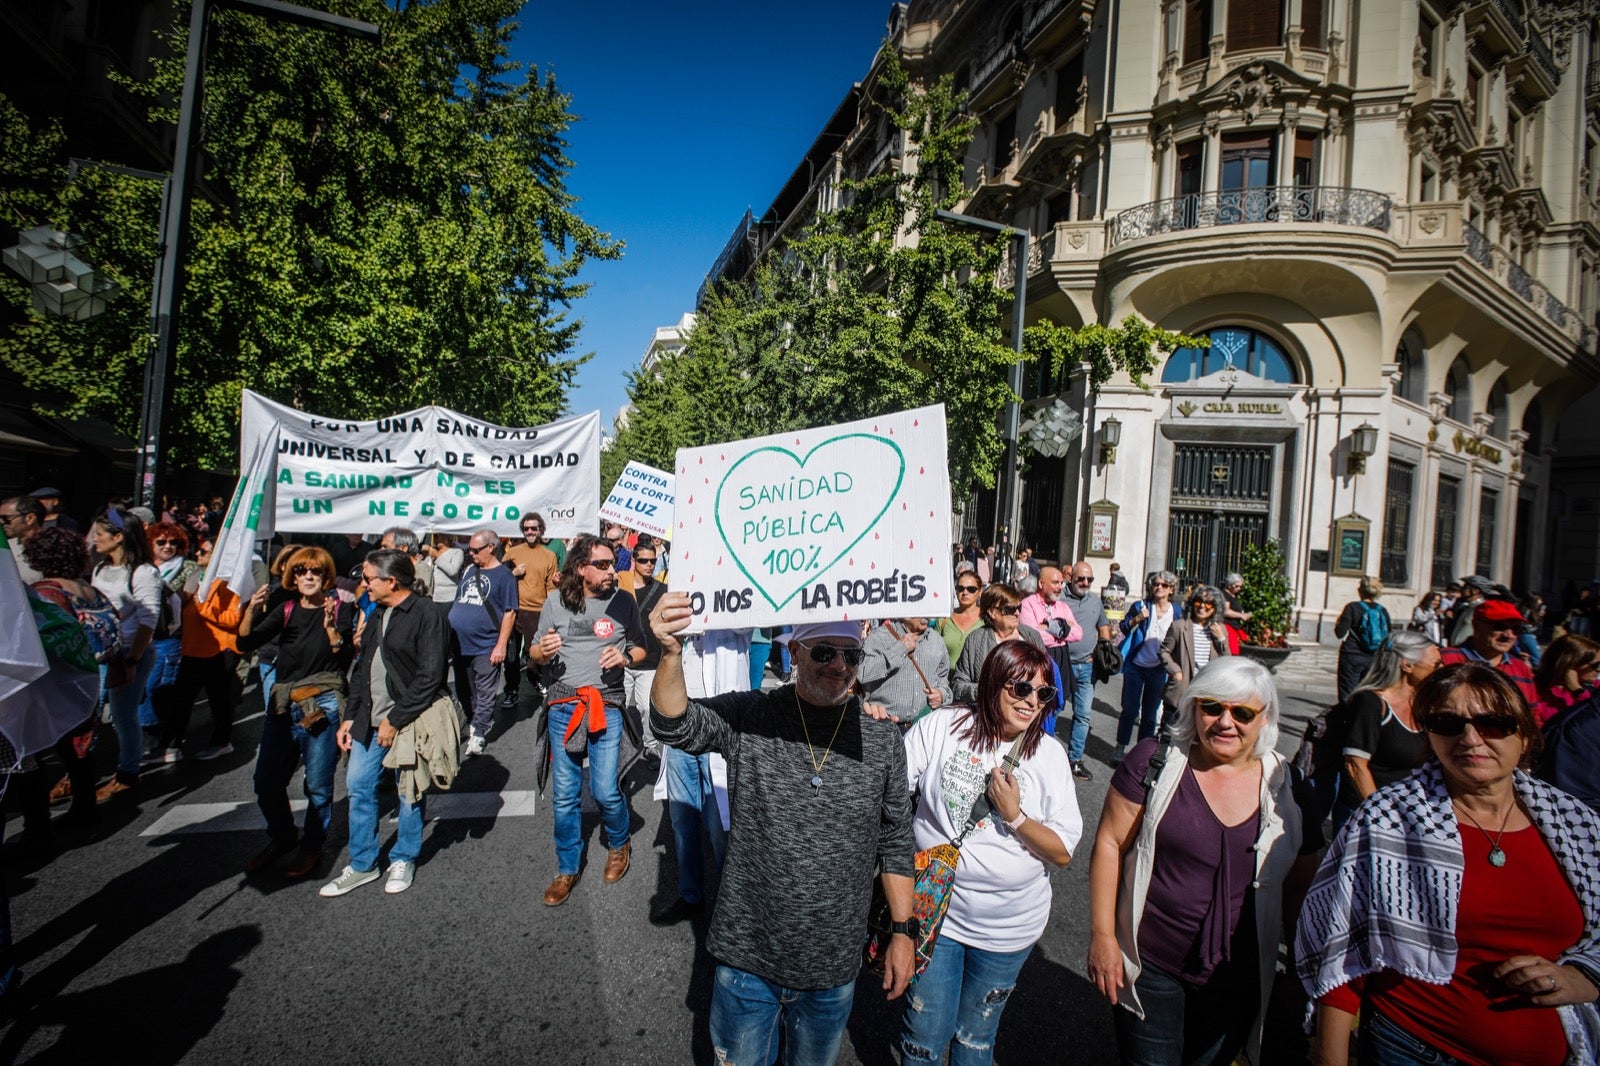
[{"xmin": 1236, "ymin": 539, "xmax": 1297, "ymax": 672}]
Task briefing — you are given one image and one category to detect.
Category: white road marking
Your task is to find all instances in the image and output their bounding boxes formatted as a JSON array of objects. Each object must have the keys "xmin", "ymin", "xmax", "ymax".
[{"xmin": 140, "ymin": 789, "xmax": 541, "ymax": 837}]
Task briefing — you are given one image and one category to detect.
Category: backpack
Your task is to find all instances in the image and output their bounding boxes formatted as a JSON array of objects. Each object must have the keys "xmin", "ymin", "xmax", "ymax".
[
  {"xmin": 34, "ymin": 580, "xmax": 125, "ymax": 664},
  {"xmin": 1290, "ymin": 699, "xmax": 1358, "ymax": 847},
  {"xmin": 1352, "ymin": 601, "xmax": 1389, "ymax": 654}
]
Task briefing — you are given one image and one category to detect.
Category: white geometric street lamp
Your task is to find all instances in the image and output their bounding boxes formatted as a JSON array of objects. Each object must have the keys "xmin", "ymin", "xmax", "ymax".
[
  {"xmin": 1021, "ymin": 397, "xmax": 1084, "ymax": 459},
  {"xmin": 2, "ymin": 225, "xmax": 120, "ymax": 322}
]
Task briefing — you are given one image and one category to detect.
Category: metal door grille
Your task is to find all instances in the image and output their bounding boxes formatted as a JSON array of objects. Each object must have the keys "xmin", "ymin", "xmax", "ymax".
[{"xmin": 1167, "ymin": 444, "xmax": 1272, "ymax": 590}]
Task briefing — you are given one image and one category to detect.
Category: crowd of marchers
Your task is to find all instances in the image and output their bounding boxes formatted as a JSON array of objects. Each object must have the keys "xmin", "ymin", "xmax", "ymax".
[{"xmin": 6, "ymin": 485, "xmax": 1600, "ymax": 1066}]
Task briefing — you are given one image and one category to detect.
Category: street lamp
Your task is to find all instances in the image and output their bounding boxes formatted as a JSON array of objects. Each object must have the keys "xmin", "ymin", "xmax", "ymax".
[
  {"xmin": 141, "ymin": 0, "xmax": 380, "ymax": 507},
  {"xmin": 935, "ymin": 208, "xmax": 1029, "ymax": 579},
  {"xmin": 1348, "ymin": 421, "xmax": 1378, "ymax": 474},
  {"xmin": 1100, "ymin": 414, "xmax": 1122, "ymax": 464}
]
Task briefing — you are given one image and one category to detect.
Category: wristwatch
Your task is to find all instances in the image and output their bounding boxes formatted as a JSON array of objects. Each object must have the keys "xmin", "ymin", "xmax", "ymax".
[{"xmin": 889, "ymin": 917, "xmax": 921, "ymax": 940}]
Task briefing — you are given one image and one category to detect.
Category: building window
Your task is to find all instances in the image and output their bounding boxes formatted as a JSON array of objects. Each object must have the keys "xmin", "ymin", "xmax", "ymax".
[
  {"xmin": 1221, "ymin": 131, "xmax": 1275, "ymax": 192},
  {"xmin": 993, "ymin": 110, "xmax": 1017, "ymax": 173},
  {"xmin": 1183, "ymin": 0, "xmax": 1211, "ymax": 64},
  {"xmin": 1292, "ymin": 132, "xmax": 1318, "ymax": 186},
  {"xmin": 1381, "ymin": 459, "xmax": 1416, "ymax": 586},
  {"xmin": 1055, "ymin": 51, "xmax": 1085, "ymax": 125},
  {"xmin": 1419, "ymin": 163, "xmax": 1439, "ymax": 202},
  {"xmin": 1418, "ymin": 10, "xmax": 1438, "ymax": 81},
  {"xmin": 1432, "ymin": 475, "xmax": 1460, "ymax": 589},
  {"xmin": 1176, "ymin": 139, "xmax": 1204, "ymax": 198},
  {"xmin": 1467, "ymin": 60, "xmax": 1484, "ymax": 132},
  {"xmin": 953, "ymin": 63, "xmax": 970, "ymax": 96},
  {"xmin": 1444, "ymin": 358, "xmax": 1470, "ymax": 423},
  {"xmin": 1301, "ymin": 0, "xmax": 1325, "ymax": 50},
  {"xmin": 1522, "ymin": 397, "xmax": 1543, "ymax": 456},
  {"xmin": 1162, "ymin": 326, "xmax": 1298, "ymax": 383},
  {"xmin": 1476, "ymin": 487, "xmax": 1498, "ymax": 578},
  {"xmin": 1394, "ymin": 330, "xmax": 1427, "ymax": 405},
  {"xmin": 1487, "ymin": 378, "xmax": 1509, "ymax": 439},
  {"xmin": 1228, "ymin": 0, "xmax": 1284, "ymax": 51}
]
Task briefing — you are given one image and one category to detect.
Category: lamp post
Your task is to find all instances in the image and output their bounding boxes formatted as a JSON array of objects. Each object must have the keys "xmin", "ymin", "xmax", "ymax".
[
  {"xmin": 935, "ymin": 208, "xmax": 1029, "ymax": 581},
  {"xmin": 141, "ymin": 0, "xmax": 380, "ymax": 507},
  {"xmin": 1348, "ymin": 421, "xmax": 1378, "ymax": 475},
  {"xmin": 1100, "ymin": 414, "xmax": 1122, "ymax": 464}
]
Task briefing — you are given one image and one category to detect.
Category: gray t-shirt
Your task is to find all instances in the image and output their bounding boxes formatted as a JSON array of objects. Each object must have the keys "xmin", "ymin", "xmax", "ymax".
[
  {"xmin": 650, "ymin": 687, "xmax": 915, "ymax": 990},
  {"xmin": 1063, "ymin": 588, "xmax": 1110, "ymax": 662},
  {"xmin": 370, "ymin": 609, "xmax": 395, "ymax": 726},
  {"xmin": 537, "ymin": 591, "xmax": 645, "ymax": 708}
]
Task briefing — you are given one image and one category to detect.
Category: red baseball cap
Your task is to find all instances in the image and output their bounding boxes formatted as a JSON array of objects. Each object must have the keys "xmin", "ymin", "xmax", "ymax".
[{"xmin": 1475, "ymin": 599, "xmax": 1526, "ymax": 626}]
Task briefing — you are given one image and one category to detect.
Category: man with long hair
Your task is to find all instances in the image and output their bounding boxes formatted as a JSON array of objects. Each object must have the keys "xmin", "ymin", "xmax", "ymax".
[{"xmin": 527, "ymin": 533, "xmax": 647, "ymax": 906}]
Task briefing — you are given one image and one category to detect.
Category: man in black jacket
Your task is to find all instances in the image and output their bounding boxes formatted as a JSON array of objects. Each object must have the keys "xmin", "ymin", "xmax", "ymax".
[{"xmin": 322, "ymin": 549, "xmax": 450, "ymax": 897}]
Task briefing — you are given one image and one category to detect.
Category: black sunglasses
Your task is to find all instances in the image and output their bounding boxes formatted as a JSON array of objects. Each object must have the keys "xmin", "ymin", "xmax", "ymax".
[
  {"xmin": 635, "ymin": 556, "xmax": 657, "ymax": 564},
  {"xmin": 795, "ymin": 641, "xmax": 865, "ymax": 668},
  {"xmin": 993, "ymin": 605, "xmax": 1020, "ymax": 616},
  {"xmin": 1006, "ymin": 680, "xmax": 1058, "ymax": 705},
  {"xmin": 290, "ymin": 565, "xmax": 325, "ymax": 579},
  {"xmin": 585, "ymin": 558, "xmax": 616, "ymax": 570},
  {"xmin": 956, "ymin": 584, "xmax": 981, "ymax": 593},
  {"xmin": 1194, "ymin": 698, "xmax": 1261, "ymax": 725},
  {"xmin": 1426, "ymin": 713, "xmax": 1519, "ymax": 740}
]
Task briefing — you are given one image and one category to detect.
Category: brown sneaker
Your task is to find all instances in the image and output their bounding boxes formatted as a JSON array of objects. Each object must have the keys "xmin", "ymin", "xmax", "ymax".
[
  {"xmin": 244, "ymin": 839, "xmax": 297, "ymax": 875},
  {"xmin": 94, "ymin": 776, "xmax": 136, "ymax": 804},
  {"xmin": 283, "ymin": 846, "xmax": 323, "ymax": 879},
  {"xmin": 603, "ymin": 843, "xmax": 631, "ymax": 884},
  {"xmin": 542, "ymin": 873, "xmax": 580, "ymax": 907},
  {"xmin": 48, "ymin": 776, "xmax": 72, "ymax": 805}
]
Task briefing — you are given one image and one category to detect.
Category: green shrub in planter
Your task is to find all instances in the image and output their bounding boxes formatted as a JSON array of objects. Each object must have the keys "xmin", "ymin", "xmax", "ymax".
[{"xmin": 1239, "ymin": 539, "xmax": 1296, "ymax": 648}]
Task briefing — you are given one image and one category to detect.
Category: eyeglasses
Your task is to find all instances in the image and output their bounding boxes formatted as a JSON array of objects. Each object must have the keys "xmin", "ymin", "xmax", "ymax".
[
  {"xmin": 1194, "ymin": 699, "xmax": 1262, "ymax": 725},
  {"xmin": 956, "ymin": 584, "xmax": 982, "ymax": 594},
  {"xmin": 635, "ymin": 556, "xmax": 657, "ymax": 565},
  {"xmin": 290, "ymin": 565, "xmax": 325, "ymax": 579},
  {"xmin": 1426, "ymin": 713, "xmax": 1519, "ymax": 740},
  {"xmin": 154, "ymin": 538, "xmax": 181, "ymax": 547},
  {"xmin": 469, "ymin": 544, "xmax": 494, "ymax": 555},
  {"xmin": 1152, "ymin": 581, "xmax": 1172, "ymax": 589},
  {"xmin": 1005, "ymin": 679, "xmax": 1058, "ymax": 705},
  {"xmin": 585, "ymin": 558, "xmax": 616, "ymax": 570},
  {"xmin": 522, "ymin": 526, "xmax": 543, "ymax": 534},
  {"xmin": 794, "ymin": 641, "xmax": 865, "ymax": 668},
  {"xmin": 993, "ymin": 605, "xmax": 1020, "ymax": 616},
  {"xmin": 0, "ymin": 513, "xmax": 18, "ymax": 523},
  {"xmin": 1072, "ymin": 577, "xmax": 1093, "ymax": 585},
  {"xmin": 1191, "ymin": 601, "xmax": 1216, "ymax": 611}
]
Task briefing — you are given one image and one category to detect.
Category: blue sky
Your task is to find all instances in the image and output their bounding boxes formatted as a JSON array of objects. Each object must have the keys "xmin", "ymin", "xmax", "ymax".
[{"xmin": 510, "ymin": 1, "xmax": 894, "ymax": 432}]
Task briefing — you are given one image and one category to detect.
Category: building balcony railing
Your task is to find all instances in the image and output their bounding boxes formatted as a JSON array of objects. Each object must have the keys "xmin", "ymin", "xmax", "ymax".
[
  {"xmin": 1525, "ymin": 23, "xmax": 1559, "ymax": 83},
  {"xmin": 1462, "ymin": 222, "xmax": 1589, "ymax": 341},
  {"xmin": 1107, "ymin": 186, "xmax": 1392, "ymax": 248},
  {"xmin": 971, "ymin": 39, "xmax": 1023, "ymax": 99},
  {"xmin": 1587, "ymin": 60, "xmax": 1600, "ymax": 99}
]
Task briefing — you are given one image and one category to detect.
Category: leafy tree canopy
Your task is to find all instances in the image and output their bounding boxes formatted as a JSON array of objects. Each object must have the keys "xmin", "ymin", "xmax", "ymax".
[{"xmin": 1, "ymin": 0, "xmax": 619, "ymax": 471}]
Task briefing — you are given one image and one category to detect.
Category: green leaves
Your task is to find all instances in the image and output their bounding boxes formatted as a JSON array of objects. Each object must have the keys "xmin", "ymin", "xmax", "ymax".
[
  {"xmin": 0, "ymin": 0, "xmax": 618, "ymax": 470},
  {"xmin": 1023, "ymin": 317, "xmax": 1211, "ymax": 397},
  {"xmin": 1238, "ymin": 539, "xmax": 1297, "ymax": 647}
]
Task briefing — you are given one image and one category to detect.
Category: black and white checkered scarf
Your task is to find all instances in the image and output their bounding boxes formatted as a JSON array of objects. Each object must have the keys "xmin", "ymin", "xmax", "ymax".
[{"xmin": 1295, "ymin": 760, "xmax": 1600, "ymax": 1064}]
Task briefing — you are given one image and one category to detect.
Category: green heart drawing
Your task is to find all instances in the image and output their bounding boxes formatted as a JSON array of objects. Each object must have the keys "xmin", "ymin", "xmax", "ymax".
[{"xmin": 714, "ymin": 432, "xmax": 906, "ymax": 612}]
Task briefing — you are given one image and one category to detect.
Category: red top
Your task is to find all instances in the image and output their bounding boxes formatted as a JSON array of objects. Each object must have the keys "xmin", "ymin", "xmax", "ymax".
[
  {"xmin": 1319, "ymin": 825, "xmax": 1581, "ymax": 1066},
  {"xmin": 1439, "ymin": 645, "xmax": 1537, "ymax": 705}
]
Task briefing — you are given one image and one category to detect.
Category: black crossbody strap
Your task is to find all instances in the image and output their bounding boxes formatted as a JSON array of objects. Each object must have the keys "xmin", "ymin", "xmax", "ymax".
[{"xmin": 954, "ymin": 732, "xmax": 1027, "ymax": 848}]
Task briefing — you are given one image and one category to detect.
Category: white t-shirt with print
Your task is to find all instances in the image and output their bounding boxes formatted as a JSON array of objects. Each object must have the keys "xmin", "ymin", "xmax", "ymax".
[{"xmin": 903, "ymin": 708, "xmax": 1083, "ymax": 953}]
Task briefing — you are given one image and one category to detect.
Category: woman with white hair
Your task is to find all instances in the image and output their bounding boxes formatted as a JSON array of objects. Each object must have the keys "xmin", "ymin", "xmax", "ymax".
[{"xmin": 1086, "ymin": 657, "xmax": 1301, "ymax": 1066}]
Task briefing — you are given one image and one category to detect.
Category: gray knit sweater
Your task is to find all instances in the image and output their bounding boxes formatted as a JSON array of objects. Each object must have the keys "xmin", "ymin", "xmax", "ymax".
[{"xmin": 651, "ymin": 686, "xmax": 915, "ymax": 989}]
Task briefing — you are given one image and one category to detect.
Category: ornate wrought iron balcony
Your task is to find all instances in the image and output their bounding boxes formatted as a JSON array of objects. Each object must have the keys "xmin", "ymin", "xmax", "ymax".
[
  {"xmin": 1463, "ymin": 222, "xmax": 1589, "ymax": 340},
  {"xmin": 1107, "ymin": 186, "xmax": 1392, "ymax": 248}
]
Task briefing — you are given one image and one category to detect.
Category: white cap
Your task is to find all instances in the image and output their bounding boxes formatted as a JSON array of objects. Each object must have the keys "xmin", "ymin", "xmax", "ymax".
[{"xmin": 778, "ymin": 621, "xmax": 865, "ymax": 647}]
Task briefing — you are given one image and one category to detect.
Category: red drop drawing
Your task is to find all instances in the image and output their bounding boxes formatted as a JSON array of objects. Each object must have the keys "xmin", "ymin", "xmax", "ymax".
[
  {"xmin": 716, "ymin": 556, "xmax": 723, "ymax": 565},
  {"xmin": 795, "ymin": 438, "xmax": 801, "ymax": 444},
  {"xmin": 929, "ymin": 510, "xmax": 935, "ymax": 517},
  {"xmin": 873, "ymin": 425, "xmax": 878, "ymax": 432},
  {"xmin": 704, "ymin": 477, "xmax": 709, "ymax": 484},
  {"xmin": 698, "ymin": 516, "xmax": 703, "ymax": 523},
  {"xmin": 919, "ymin": 466, "xmax": 924, "ymax": 474},
  {"xmin": 870, "ymin": 562, "xmax": 876, "ymax": 570},
  {"xmin": 902, "ymin": 502, "xmax": 907, "ymax": 510},
  {"xmin": 698, "ymin": 456, "xmax": 703, "ymax": 464},
  {"xmin": 874, "ymin": 532, "xmax": 880, "ymax": 540},
  {"xmin": 932, "ymin": 591, "xmax": 940, "ymax": 599},
  {"xmin": 848, "ymin": 557, "xmax": 854, "ymax": 565},
  {"xmin": 908, "ymin": 540, "xmax": 915, "ymax": 550},
  {"xmin": 703, "ymin": 615, "xmax": 710, "ymax": 624},
  {"xmin": 687, "ymin": 496, "xmax": 693, "ymax": 504},
  {"xmin": 928, "ymin": 557, "xmax": 936, "ymax": 565},
  {"xmin": 843, "ymin": 614, "xmax": 849, "ymax": 621},
  {"xmin": 913, "ymin": 418, "xmax": 919, "ymax": 427},
  {"xmin": 720, "ymin": 453, "xmax": 724, "ymax": 460}
]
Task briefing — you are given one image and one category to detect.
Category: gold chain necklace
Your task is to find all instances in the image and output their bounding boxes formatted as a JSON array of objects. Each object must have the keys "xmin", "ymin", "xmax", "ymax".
[
  {"xmin": 795, "ymin": 694, "xmax": 847, "ymax": 791},
  {"xmin": 1454, "ymin": 800, "xmax": 1517, "ymax": 868}
]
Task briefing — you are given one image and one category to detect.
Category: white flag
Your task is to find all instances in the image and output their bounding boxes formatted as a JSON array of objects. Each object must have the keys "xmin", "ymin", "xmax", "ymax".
[{"xmin": 201, "ymin": 420, "xmax": 280, "ymax": 603}]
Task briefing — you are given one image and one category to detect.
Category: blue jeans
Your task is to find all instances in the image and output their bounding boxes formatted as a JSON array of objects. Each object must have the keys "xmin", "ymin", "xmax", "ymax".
[
  {"xmin": 664, "ymin": 745, "xmax": 727, "ymax": 904},
  {"xmin": 253, "ymin": 690, "xmax": 342, "ymax": 849},
  {"xmin": 139, "ymin": 636, "xmax": 183, "ymax": 727},
  {"xmin": 1358, "ymin": 1008, "xmax": 1465, "ymax": 1065},
  {"xmin": 1065, "ymin": 660, "xmax": 1095, "ymax": 761},
  {"xmin": 900, "ymin": 938, "xmax": 1032, "ymax": 1065},
  {"xmin": 345, "ymin": 731, "xmax": 424, "ymax": 872},
  {"xmin": 1118, "ymin": 662, "xmax": 1169, "ymax": 746},
  {"xmin": 749, "ymin": 643, "xmax": 771, "ymax": 690},
  {"xmin": 709, "ymin": 964, "xmax": 855, "ymax": 1066},
  {"xmin": 547, "ymin": 701, "xmax": 631, "ymax": 875},
  {"xmin": 1113, "ymin": 959, "xmax": 1256, "ymax": 1066},
  {"xmin": 107, "ymin": 648, "xmax": 157, "ymax": 778}
]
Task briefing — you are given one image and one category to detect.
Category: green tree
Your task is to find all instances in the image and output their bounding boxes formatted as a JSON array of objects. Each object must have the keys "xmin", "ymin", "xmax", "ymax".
[
  {"xmin": 608, "ymin": 48, "xmax": 1206, "ymax": 504},
  {"xmin": 0, "ymin": 0, "xmax": 619, "ymax": 471}
]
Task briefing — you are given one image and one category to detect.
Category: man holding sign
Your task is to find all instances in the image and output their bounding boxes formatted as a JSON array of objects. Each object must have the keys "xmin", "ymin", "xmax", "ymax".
[{"xmin": 648, "ymin": 592, "xmax": 916, "ymax": 1062}]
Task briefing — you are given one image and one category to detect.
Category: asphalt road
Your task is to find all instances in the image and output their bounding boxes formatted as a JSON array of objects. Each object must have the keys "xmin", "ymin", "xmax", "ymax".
[{"xmin": 0, "ymin": 672, "xmax": 1334, "ymax": 1065}]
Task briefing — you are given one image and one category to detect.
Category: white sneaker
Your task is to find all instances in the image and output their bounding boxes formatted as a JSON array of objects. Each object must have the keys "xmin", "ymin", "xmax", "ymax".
[
  {"xmin": 463, "ymin": 731, "xmax": 486, "ymax": 758},
  {"xmin": 194, "ymin": 743, "xmax": 234, "ymax": 762},
  {"xmin": 384, "ymin": 861, "xmax": 414, "ymax": 894},
  {"xmin": 319, "ymin": 865, "xmax": 380, "ymax": 897}
]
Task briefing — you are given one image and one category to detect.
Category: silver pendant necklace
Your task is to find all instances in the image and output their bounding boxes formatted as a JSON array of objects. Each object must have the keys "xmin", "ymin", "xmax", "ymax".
[
  {"xmin": 795, "ymin": 694, "xmax": 846, "ymax": 793},
  {"xmin": 1454, "ymin": 800, "xmax": 1516, "ymax": 868}
]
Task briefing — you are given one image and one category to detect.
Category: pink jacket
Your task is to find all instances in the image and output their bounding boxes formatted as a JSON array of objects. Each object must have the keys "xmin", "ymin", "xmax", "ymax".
[{"xmin": 1018, "ymin": 593, "xmax": 1081, "ymax": 649}]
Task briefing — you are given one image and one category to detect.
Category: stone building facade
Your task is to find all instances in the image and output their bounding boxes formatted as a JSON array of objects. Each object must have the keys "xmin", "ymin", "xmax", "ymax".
[{"xmin": 707, "ymin": 0, "xmax": 1600, "ymax": 638}]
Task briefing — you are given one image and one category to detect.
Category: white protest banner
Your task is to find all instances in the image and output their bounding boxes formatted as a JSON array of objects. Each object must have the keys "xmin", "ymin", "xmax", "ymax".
[
  {"xmin": 598, "ymin": 460, "xmax": 675, "ymax": 540},
  {"xmin": 199, "ymin": 420, "xmax": 278, "ymax": 603},
  {"xmin": 240, "ymin": 390, "xmax": 599, "ymax": 537},
  {"xmin": 669, "ymin": 404, "xmax": 953, "ymax": 631}
]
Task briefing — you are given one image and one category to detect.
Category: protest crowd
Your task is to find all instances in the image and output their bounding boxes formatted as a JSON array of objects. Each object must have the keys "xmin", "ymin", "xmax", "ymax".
[{"xmin": 6, "ymin": 477, "xmax": 1600, "ymax": 1066}]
